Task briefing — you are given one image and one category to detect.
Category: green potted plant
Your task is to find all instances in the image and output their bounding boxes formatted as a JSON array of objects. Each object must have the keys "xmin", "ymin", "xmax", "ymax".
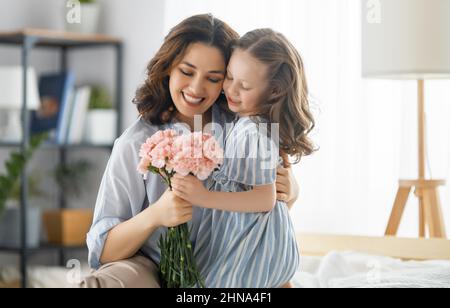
[
  {"xmin": 53, "ymin": 159, "xmax": 92, "ymax": 198},
  {"xmin": 65, "ymin": 0, "xmax": 100, "ymax": 34},
  {"xmin": 83, "ymin": 86, "xmax": 117, "ymax": 145},
  {"xmin": 0, "ymin": 133, "xmax": 48, "ymax": 248},
  {"xmin": 42, "ymin": 159, "xmax": 94, "ymax": 246}
]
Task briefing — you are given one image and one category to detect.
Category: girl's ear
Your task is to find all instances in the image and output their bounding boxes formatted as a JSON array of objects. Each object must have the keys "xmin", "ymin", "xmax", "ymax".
[
  {"xmin": 268, "ymin": 85, "xmax": 282, "ymax": 102},
  {"xmin": 272, "ymin": 86, "xmax": 281, "ymax": 96}
]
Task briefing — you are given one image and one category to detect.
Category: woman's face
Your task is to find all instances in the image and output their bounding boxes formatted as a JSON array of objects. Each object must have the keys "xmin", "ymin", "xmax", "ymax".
[
  {"xmin": 223, "ymin": 49, "xmax": 269, "ymax": 116},
  {"xmin": 169, "ymin": 43, "xmax": 226, "ymax": 121}
]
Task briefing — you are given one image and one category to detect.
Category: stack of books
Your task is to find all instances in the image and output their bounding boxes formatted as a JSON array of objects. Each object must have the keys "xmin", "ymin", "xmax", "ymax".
[{"xmin": 30, "ymin": 72, "xmax": 92, "ymax": 145}]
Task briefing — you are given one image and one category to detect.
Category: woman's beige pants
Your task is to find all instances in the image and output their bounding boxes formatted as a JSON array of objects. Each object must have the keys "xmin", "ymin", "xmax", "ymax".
[{"xmin": 79, "ymin": 255, "xmax": 160, "ymax": 288}]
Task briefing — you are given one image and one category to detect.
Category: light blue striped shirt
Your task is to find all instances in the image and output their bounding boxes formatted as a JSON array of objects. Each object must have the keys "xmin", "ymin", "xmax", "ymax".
[{"xmin": 192, "ymin": 116, "xmax": 300, "ymax": 287}]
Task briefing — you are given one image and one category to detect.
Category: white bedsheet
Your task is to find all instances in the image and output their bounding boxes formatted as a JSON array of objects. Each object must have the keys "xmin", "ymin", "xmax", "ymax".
[
  {"xmin": 293, "ymin": 251, "xmax": 450, "ymax": 288},
  {"xmin": 2, "ymin": 251, "xmax": 450, "ymax": 288}
]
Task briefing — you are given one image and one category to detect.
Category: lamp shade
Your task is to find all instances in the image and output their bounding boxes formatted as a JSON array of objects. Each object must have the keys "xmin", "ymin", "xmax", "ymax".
[
  {"xmin": 362, "ymin": 0, "xmax": 450, "ymax": 79},
  {"xmin": 0, "ymin": 66, "xmax": 40, "ymax": 109}
]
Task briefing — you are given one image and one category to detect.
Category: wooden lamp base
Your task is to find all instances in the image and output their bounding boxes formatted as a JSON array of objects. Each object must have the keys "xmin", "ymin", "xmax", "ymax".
[
  {"xmin": 385, "ymin": 179, "xmax": 447, "ymax": 238},
  {"xmin": 385, "ymin": 80, "xmax": 447, "ymax": 239}
]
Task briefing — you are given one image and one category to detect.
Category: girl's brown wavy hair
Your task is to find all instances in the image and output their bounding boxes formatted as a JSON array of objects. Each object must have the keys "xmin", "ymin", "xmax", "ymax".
[
  {"xmin": 235, "ymin": 29, "xmax": 316, "ymax": 164},
  {"xmin": 134, "ymin": 14, "xmax": 239, "ymax": 125}
]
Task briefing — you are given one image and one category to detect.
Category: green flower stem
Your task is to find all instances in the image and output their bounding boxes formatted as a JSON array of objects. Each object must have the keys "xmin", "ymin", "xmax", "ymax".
[
  {"xmin": 150, "ymin": 166, "xmax": 204, "ymax": 288},
  {"xmin": 158, "ymin": 222, "xmax": 204, "ymax": 288}
]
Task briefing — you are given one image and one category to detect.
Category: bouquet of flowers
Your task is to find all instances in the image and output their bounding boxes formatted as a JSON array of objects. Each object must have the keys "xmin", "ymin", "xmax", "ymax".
[{"xmin": 138, "ymin": 129, "xmax": 223, "ymax": 288}]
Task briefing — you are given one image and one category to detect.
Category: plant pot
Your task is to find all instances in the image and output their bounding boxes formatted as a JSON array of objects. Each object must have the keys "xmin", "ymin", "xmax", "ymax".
[
  {"xmin": 0, "ymin": 206, "xmax": 41, "ymax": 248},
  {"xmin": 65, "ymin": 3, "xmax": 100, "ymax": 34},
  {"xmin": 83, "ymin": 110, "xmax": 117, "ymax": 145},
  {"xmin": 42, "ymin": 209, "xmax": 93, "ymax": 246}
]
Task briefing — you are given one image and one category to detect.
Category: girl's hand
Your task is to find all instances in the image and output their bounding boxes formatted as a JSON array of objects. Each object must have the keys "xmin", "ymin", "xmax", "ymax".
[
  {"xmin": 152, "ymin": 188, "xmax": 193, "ymax": 227},
  {"xmin": 276, "ymin": 165, "xmax": 299, "ymax": 209},
  {"xmin": 171, "ymin": 174, "xmax": 209, "ymax": 206}
]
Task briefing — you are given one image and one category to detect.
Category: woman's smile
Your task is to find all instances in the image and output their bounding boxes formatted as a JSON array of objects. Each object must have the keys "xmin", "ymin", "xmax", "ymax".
[{"xmin": 182, "ymin": 91, "xmax": 206, "ymax": 107}]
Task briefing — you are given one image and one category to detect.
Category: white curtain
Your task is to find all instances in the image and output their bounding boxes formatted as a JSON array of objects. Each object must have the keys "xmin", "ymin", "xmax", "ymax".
[{"xmin": 162, "ymin": 0, "xmax": 450, "ymax": 237}]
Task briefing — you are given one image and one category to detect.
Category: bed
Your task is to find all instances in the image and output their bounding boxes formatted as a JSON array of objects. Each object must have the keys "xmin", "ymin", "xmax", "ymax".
[
  {"xmin": 1, "ymin": 233, "xmax": 450, "ymax": 288},
  {"xmin": 293, "ymin": 233, "xmax": 450, "ymax": 288}
]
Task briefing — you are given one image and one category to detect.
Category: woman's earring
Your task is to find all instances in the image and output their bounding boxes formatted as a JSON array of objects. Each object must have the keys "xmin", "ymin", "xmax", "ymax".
[{"xmin": 161, "ymin": 106, "xmax": 175, "ymax": 122}]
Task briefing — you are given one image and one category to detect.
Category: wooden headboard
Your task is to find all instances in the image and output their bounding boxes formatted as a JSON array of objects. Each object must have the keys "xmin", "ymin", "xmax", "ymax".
[{"xmin": 296, "ymin": 233, "xmax": 450, "ymax": 261}]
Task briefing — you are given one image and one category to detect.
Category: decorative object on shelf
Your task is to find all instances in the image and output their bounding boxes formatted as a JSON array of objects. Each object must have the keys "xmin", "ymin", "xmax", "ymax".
[
  {"xmin": 0, "ymin": 66, "xmax": 40, "ymax": 143},
  {"xmin": 83, "ymin": 86, "xmax": 117, "ymax": 145},
  {"xmin": 0, "ymin": 133, "xmax": 48, "ymax": 248},
  {"xmin": 42, "ymin": 209, "xmax": 93, "ymax": 246},
  {"xmin": 42, "ymin": 159, "xmax": 93, "ymax": 246},
  {"xmin": 10, "ymin": 173, "xmax": 48, "ymax": 203},
  {"xmin": 66, "ymin": 86, "xmax": 91, "ymax": 144},
  {"xmin": 53, "ymin": 159, "xmax": 93, "ymax": 198},
  {"xmin": 30, "ymin": 71, "xmax": 75, "ymax": 144},
  {"xmin": 0, "ymin": 206, "xmax": 41, "ymax": 249},
  {"xmin": 362, "ymin": 0, "xmax": 450, "ymax": 238},
  {"xmin": 138, "ymin": 129, "xmax": 224, "ymax": 288},
  {"xmin": 0, "ymin": 132, "xmax": 48, "ymax": 216},
  {"xmin": 65, "ymin": 0, "xmax": 101, "ymax": 34}
]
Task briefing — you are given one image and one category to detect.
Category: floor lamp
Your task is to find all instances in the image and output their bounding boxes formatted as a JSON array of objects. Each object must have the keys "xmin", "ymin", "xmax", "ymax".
[{"xmin": 362, "ymin": 0, "xmax": 450, "ymax": 238}]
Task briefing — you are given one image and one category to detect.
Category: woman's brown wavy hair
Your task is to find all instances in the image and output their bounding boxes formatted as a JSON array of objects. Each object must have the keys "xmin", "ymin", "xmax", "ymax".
[
  {"xmin": 134, "ymin": 14, "xmax": 239, "ymax": 125},
  {"xmin": 235, "ymin": 29, "xmax": 316, "ymax": 163}
]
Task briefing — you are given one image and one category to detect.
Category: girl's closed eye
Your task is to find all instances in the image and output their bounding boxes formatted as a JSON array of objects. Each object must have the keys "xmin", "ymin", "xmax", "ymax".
[{"xmin": 240, "ymin": 83, "xmax": 251, "ymax": 91}]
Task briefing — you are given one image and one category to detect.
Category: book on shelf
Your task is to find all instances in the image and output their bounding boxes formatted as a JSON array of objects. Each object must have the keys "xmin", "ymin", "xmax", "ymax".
[
  {"xmin": 29, "ymin": 72, "xmax": 94, "ymax": 145},
  {"xmin": 30, "ymin": 71, "xmax": 75, "ymax": 144},
  {"xmin": 66, "ymin": 86, "xmax": 91, "ymax": 144}
]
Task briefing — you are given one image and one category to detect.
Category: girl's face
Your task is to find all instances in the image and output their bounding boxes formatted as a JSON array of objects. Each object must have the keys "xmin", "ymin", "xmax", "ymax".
[
  {"xmin": 169, "ymin": 43, "xmax": 226, "ymax": 122},
  {"xmin": 223, "ymin": 49, "xmax": 269, "ymax": 116}
]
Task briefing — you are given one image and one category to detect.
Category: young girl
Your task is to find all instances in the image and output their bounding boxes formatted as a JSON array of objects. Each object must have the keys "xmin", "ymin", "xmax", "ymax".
[{"xmin": 172, "ymin": 28, "xmax": 315, "ymax": 288}]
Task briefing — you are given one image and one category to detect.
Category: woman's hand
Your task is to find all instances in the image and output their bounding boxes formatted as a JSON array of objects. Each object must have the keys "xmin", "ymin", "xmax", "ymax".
[
  {"xmin": 101, "ymin": 188, "xmax": 192, "ymax": 264},
  {"xmin": 171, "ymin": 174, "xmax": 209, "ymax": 207},
  {"xmin": 152, "ymin": 188, "xmax": 193, "ymax": 227},
  {"xmin": 276, "ymin": 165, "xmax": 299, "ymax": 209}
]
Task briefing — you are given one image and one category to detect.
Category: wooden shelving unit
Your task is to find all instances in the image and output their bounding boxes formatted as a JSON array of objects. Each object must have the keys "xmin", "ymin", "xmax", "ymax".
[{"xmin": 0, "ymin": 28, "xmax": 123, "ymax": 288}]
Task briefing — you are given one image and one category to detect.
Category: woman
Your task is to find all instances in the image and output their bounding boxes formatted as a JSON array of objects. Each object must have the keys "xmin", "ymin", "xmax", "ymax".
[{"xmin": 80, "ymin": 14, "xmax": 299, "ymax": 288}]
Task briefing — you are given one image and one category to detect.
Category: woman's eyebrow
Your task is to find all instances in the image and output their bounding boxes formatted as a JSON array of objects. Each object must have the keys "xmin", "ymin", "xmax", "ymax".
[{"xmin": 181, "ymin": 61, "xmax": 225, "ymax": 75}]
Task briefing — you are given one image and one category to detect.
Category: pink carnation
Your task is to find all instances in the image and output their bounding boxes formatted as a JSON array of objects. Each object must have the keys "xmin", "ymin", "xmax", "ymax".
[
  {"xmin": 137, "ymin": 129, "xmax": 179, "ymax": 178},
  {"xmin": 171, "ymin": 132, "xmax": 223, "ymax": 180},
  {"xmin": 138, "ymin": 129, "xmax": 223, "ymax": 181},
  {"xmin": 137, "ymin": 156, "xmax": 152, "ymax": 179}
]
